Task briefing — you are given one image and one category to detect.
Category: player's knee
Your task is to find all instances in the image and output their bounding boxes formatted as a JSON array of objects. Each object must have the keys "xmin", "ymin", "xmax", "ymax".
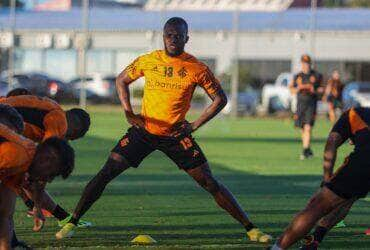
[
  {"xmin": 306, "ymin": 194, "xmax": 332, "ymax": 216},
  {"xmin": 303, "ymin": 124, "xmax": 311, "ymax": 132},
  {"xmin": 96, "ymin": 155, "xmax": 129, "ymax": 184},
  {"xmin": 306, "ymin": 195, "xmax": 322, "ymax": 210},
  {"xmin": 202, "ymin": 177, "xmax": 220, "ymax": 194}
]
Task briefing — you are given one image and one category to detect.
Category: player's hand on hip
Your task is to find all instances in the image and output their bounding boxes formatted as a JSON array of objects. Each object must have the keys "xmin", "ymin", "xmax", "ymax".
[
  {"xmin": 309, "ymin": 85, "xmax": 315, "ymax": 94},
  {"xmin": 171, "ymin": 120, "xmax": 194, "ymax": 137},
  {"xmin": 125, "ymin": 111, "xmax": 145, "ymax": 128}
]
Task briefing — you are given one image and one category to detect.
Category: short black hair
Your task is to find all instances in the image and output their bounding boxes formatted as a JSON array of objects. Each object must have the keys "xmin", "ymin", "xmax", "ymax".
[
  {"xmin": 164, "ymin": 17, "xmax": 188, "ymax": 34},
  {"xmin": 7, "ymin": 88, "xmax": 31, "ymax": 97},
  {"xmin": 66, "ymin": 108, "xmax": 91, "ymax": 140},
  {"xmin": 39, "ymin": 137, "xmax": 75, "ymax": 179},
  {"xmin": 0, "ymin": 104, "xmax": 24, "ymax": 133}
]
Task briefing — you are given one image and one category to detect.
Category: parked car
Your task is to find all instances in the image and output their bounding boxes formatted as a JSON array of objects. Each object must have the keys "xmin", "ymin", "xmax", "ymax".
[
  {"xmin": 27, "ymin": 73, "xmax": 75, "ymax": 101},
  {"xmin": 223, "ymin": 88, "xmax": 260, "ymax": 116},
  {"xmin": 0, "ymin": 72, "xmax": 75, "ymax": 101},
  {"xmin": 342, "ymin": 82, "xmax": 370, "ymax": 109},
  {"xmin": 103, "ymin": 75, "xmax": 119, "ymax": 101},
  {"xmin": 69, "ymin": 73, "xmax": 111, "ymax": 99},
  {"xmin": 0, "ymin": 81, "xmax": 10, "ymax": 96},
  {"xmin": 261, "ymin": 72, "xmax": 294, "ymax": 113}
]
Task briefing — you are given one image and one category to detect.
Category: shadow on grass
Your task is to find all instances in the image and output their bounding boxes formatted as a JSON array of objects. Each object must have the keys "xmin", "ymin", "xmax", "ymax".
[
  {"xmin": 197, "ymin": 136, "xmax": 327, "ymax": 144},
  {"xmin": 25, "ymin": 134, "xmax": 369, "ymax": 249}
]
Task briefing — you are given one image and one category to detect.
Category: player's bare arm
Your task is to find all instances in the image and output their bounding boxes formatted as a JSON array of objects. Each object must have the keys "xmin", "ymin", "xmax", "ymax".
[
  {"xmin": 323, "ymin": 80, "xmax": 333, "ymax": 100},
  {"xmin": 192, "ymin": 89, "xmax": 227, "ymax": 131},
  {"xmin": 288, "ymin": 78, "xmax": 312, "ymax": 94},
  {"xmin": 322, "ymin": 132, "xmax": 343, "ymax": 182},
  {"xmin": 172, "ymin": 89, "xmax": 227, "ymax": 137},
  {"xmin": 316, "ymin": 75, "xmax": 325, "ymax": 95},
  {"xmin": 27, "ymin": 180, "xmax": 46, "ymax": 232},
  {"xmin": 288, "ymin": 79, "xmax": 297, "ymax": 95},
  {"xmin": 298, "ymin": 82, "xmax": 314, "ymax": 93},
  {"xmin": 115, "ymin": 69, "xmax": 144, "ymax": 128}
]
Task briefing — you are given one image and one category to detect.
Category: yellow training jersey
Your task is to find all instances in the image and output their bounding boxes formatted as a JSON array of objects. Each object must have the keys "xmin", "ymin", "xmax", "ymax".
[{"xmin": 125, "ymin": 50, "xmax": 221, "ymax": 136}]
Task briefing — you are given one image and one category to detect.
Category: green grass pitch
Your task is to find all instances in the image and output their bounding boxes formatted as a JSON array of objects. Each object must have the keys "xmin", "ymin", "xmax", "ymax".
[{"xmin": 13, "ymin": 106, "xmax": 369, "ymax": 249}]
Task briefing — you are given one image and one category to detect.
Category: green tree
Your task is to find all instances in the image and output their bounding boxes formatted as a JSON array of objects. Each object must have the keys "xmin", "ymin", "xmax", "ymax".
[
  {"xmin": 348, "ymin": 0, "xmax": 370, "ymax": 7},
  {"xmin": 324, "ymin": 0, "xmax": 370, "ymax": 7},
  {"xmin": 323, "ymin": 0, "xmax": 346, "ymax": 7}
]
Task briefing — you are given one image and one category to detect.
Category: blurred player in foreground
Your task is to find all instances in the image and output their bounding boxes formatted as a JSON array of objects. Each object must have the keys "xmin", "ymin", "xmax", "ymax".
[
  {"xmin": 323, "ymin": 70, "xmax": 344, "ymax": 123},
  {"xmin": 57, "ymin": 17, "xmax": 272, "ymax": 243},
  {"xmin": 0, "ymin": 104, "xmax": 75, "ymax": 249},
  {"xmin": 270, "ymin": 107, "xmax": 370, "ymax": 250},
  {"xmin": 0, "ymin": 92, "xmax": 91, "ymax": 248},
  {"xmin": 289, "ymin": 55, "xmax": 323, "ymax": 160}
]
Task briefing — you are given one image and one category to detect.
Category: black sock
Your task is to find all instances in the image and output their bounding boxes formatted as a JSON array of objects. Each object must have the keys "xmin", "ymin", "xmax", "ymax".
[
  {"xmin": 11, "ymin": 231, "xmax": 18, "ymax": 246},
  {"xmin": 245, "ymin": 223, "xmax": 255, "ymax": 232},
  {"xmin": 53, "ymin": 205, "xmax": 70, "ymax": 221},
  {"xmin": 69, "ymin": 216, "xmax": 79, "ymax": 226},
  {"xmin": 24, "ymin": 199, "xmax": 34, "ymax": 210},
  {"xmin": 313, "ymin": 226, "xmax": 328, "ymax": 243}
]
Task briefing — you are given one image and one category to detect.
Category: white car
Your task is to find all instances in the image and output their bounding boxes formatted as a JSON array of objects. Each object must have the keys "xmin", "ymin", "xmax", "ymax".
[
  {"xmin": 261, "ymin": 72, "xmax": 294, "ymax": 113},
  {"xmin": 70, "ymin": 73, "xmax": 111, "ymax": 98},
  {"xmin": 342, "ymin": 82, "xmax": 370, "ymax": 109}
]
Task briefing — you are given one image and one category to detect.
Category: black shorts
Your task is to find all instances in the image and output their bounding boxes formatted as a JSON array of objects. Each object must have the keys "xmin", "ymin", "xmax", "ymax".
[
  {"xmin": 112, "ymin": 126, "xmax": 207, "ymax": 170},
  {"xmin": 325, "ymin": 151, "xmax": 370, "ymax": 199},
  {"xmin": 295, "ymin": 97, "xmax": 317, "ymax": 128},
  {"xmin": 327, "ymin": 95, "xmax": 342, "ymax": 109}
]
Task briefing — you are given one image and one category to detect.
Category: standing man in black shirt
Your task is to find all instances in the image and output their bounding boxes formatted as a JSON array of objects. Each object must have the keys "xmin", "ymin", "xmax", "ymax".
[{"xmin": 290, "ymin": 55, "xmax": 324, "ymax": 160}]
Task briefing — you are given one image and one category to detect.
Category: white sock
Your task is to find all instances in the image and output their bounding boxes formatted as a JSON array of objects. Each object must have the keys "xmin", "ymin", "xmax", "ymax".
[{"xmin": 271, "ymin": 242, "xmax": 283, "ymax": 250}]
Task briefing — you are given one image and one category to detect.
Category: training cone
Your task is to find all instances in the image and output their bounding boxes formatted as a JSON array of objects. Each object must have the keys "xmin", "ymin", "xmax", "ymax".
[{"xmin": 131, "ymin": 234, "xmax": 157, "ymax": 245}]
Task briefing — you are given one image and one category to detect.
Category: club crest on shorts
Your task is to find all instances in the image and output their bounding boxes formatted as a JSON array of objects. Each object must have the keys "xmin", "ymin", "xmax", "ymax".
[{"xmin": 120, "ymin": 137, "xmax": 129, "ymax": 147}]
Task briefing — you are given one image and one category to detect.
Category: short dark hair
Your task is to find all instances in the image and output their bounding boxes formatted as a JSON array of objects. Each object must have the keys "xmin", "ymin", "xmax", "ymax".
[
  {"xmin": 37, "ymin": 137, "xmax": 75, "ymax": 179},
  {"xmin": 7, "ymin": 88, "xmax": 31, "ymax": 97},
  {"xmin": 66, "ymin": 108, "xmax": 91, "ymax": 140},
  {"xmin": 301, "ymin": 54, "xmax": 312, "ymax": 64},
  {"xmin": 164, "ymin": 17, "xmax": 188, "ymax": 33},
  {"xmin": 0, "ymin": 104, "xmax": 24, "ymax": 133}
]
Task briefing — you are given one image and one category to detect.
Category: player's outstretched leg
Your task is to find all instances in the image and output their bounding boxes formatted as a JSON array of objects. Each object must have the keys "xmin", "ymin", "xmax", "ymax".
[
  {"xmin": 21, "ymin": 189, "xmax": 92, "ymax": 229},
  {"xmin": 56, "ymin": 153, "xmax": 130, "ymax": 239},
  {"xmin": 271, "ymin": 187, "xmax": 346, "ymax": 250},
  {"xmin": 300, "ymin": 124, "xmax": 313, "ymax": 160},
  {"xmin": 0, "ymin": 184, "xmax": 17, "ymax": 250},
  {"xmin": 186, "ymin": 163, "xmax": 272, "ymax": 243},
  {"xmin": 300, "ymin": 198, "xmax": 355, "ymax": 249}
]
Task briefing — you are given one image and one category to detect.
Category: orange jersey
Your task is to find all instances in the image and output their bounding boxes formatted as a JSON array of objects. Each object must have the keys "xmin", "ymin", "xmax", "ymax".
[
  {"xmin": 0, "ymin": 95, "xmax": 67, "ymax": 142},
  {"xmin": 0, "ymin": 124, "xmax": 36, "ymax": 191},
  {"xmin": 332, "ymin": 107, "xmax": 370, "ymax": 150},
  {"xmin": 327, "ymin": 78, "xmax": 343, "ymax": 98},
  {"xmin": 125, "ymin": 50, "xmax": 221, "ymax": 136}
]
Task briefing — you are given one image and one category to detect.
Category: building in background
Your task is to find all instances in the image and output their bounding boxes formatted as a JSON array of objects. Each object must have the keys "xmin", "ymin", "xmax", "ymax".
[
  {"xmin": 145, "ymin": 0, "xmax": 323, "ymax": 11},
  {"xmin": 20, "ymin": 0, "xmax": 325, "ymax": 10},
  {"xmin": 0, "ymin": 6, "xmax": 369, "ymax": 90},
  {"xmin": 35, "ymin": 0, "xmax": 71, "ymax": 11},
  {"xmin": 21, "ymin": 0, "xmax": 145, "ymax": 9},
  {"xmin": 290, "ymin": 0, "xmax": 323, "ymax": 7}
]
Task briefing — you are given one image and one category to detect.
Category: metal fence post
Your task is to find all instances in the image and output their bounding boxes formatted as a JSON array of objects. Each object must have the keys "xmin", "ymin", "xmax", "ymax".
[
  {"xmin": 230, "ymin": 3, "xmax": 240, "ymax": 117},
  {"xmin": 79, "ymin": 0, "xmax": 89, "ymax": 109},
  {"xmin": 8, "ymin": 0, "xmax": 16, "ymax": 89}
]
